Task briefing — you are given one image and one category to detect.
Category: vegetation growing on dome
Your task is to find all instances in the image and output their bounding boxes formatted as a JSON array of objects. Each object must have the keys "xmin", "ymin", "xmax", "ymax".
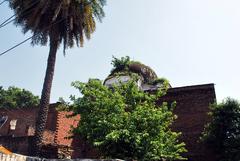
[
  {"xmin": 111, "ymin": 56, "xmax": 131, "ymax": 73},
  {"xmin": 149, "ymin": 78, "xmax": 171, "ymax": 88},
  {"xmin": 106, "ymin": 56, "xmax": 169, "ymax": 87}
]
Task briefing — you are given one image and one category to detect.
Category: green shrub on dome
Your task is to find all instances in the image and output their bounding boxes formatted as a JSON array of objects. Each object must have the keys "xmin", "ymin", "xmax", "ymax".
[{"xmin": 107, "ymin": 56, "xmax": 160, "ymax": 84}]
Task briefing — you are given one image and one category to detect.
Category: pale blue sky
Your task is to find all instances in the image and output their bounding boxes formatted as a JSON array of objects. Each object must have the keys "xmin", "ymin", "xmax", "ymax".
[{"xmin": 0, "ymin": 0, "xmax": 240, "ymax": 102}]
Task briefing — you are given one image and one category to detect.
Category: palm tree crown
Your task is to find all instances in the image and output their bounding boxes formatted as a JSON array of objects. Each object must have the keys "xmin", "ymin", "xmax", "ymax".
[{"xmin": 10, "ymin": 0, "xmax": 106, "ymax": 52}]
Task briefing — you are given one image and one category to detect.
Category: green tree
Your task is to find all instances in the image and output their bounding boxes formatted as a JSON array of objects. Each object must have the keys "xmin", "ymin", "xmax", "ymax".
[
  {"xmin": 202, "ymin": 98, "xmax": 240, "ymax": 161},
  {"xmin": 0, "ymin": 86, "xmax": 39, "ymax": 108},
  {"xmin": 71, "ymin": 79, "xmax": 186, "ymax": 161},
  {"xmin": 9, "ymin": 0, "xmax": 106, "ymax": 156}
]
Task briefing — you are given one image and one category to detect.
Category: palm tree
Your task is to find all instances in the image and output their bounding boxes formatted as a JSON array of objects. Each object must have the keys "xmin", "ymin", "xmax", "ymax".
[{"xmin": 9, "ymin": 0, "xmax": 106, "ymax": 156}]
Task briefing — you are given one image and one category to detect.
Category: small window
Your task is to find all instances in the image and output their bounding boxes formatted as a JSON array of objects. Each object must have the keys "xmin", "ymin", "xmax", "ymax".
[
  {"xmin": 26, "ymin": 125, "xmax": 35, "ymax": 136},
  {"xmin": 9, "ymin": 119, "xmax": 17, "ymax": 130}
]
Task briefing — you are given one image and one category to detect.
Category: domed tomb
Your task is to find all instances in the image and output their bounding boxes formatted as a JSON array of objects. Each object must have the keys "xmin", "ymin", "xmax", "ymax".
[{"xmin": 104, "ymin": 56, "xmax": 170, "ymax": 91}]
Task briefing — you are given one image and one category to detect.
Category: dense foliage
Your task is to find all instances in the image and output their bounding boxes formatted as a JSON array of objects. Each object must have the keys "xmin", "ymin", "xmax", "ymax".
[
  {"xmin": 0, "ymin": 86, "xmax": 39, "ymax": 108},
  {"xmin": 202, "ymin": 98, "xmax": 240, "ymax": 161},
  {"xmin": 71, "ymin": 79, "xmax": 186, "ymax": 161},
  {"xmin": 110, "ymin": 56, "xmax": 131, "ymax": 73}
]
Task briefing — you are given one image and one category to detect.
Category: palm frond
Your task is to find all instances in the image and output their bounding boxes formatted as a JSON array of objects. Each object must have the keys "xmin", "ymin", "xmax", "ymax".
[{"xmin": 10, "ymin": 0, "xmax": 106, "ymax": 53}]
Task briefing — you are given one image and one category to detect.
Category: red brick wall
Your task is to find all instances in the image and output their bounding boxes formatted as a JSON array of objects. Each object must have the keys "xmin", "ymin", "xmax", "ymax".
[
  {"xmin": 0, "ymin": 105, "xmax": 59, "ymax": 154},
  {"xmin": 0, "ymin": 105, "xmax": 58, "ymax": 138},
  {"xmin": 55, "ymin": 111, "xmax": 80, "ymax": 146},
  {"xmin": 0, "ymin": 108, "xmax": 37, "ymax": 137},
  {"xmin": 158, "ymin": 84, "xmax": 217, "ymax": 161},
  {"xmin": 0, "ymin": 105, "xmax": 81, "ymax": 156},
  {"xmin": 0, "ymin": 136, "xmax": 31, "ymax": 155}
]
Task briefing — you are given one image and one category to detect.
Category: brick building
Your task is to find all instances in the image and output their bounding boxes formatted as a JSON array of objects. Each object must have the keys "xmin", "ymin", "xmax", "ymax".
[
  {"xmin": 158, "ymin": 83, "xmax": 217, "ymax": 161},
  {"xmin": 0, "ymin": 83, "xmax": 217, "ymax": 160},
  {"xmin": 0, "ymin": 103, "xmax": 87, "ymax": 158}
]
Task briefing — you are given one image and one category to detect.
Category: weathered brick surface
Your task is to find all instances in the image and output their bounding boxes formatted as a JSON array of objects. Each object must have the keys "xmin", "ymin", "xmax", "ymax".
[
  {"xmin": 0, "ymin": 107, "xmax": 37, "ymax": 137},
  {"xmin": 0, "ymin": 84, "xmax": 217, "ymax": 160},
  {"xmin": 55, "ymin": 111, "xmax": 80, "ymax": 146},
  {"xmin": 0, "ymin": 136, "xmax": 30, "ymax": 155},
  {"xmin": 0, "ymin": 104, "xmax": 58, "ymax": 137},
  {"xmin": 71, "ymin": 136, "xmax": 99, "ymax": 159},
  {"xmin": 0, "ymin": 104, "xmax": 80, "ymax": 158},
  {"xmin": 158, "ymin": 83, "xmax": 217, "ymax": 161}
]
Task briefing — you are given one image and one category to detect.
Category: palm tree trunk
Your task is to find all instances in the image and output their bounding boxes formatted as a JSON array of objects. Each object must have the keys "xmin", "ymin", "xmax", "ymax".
[{"xmin": 31, "ymin": 34, "xmax": 59, "ymax": 156}]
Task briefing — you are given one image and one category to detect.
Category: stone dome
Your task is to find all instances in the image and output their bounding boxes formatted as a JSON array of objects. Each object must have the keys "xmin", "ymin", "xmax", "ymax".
[
  {"xmin": 103, "ymin": 57, "xmax": 171, "ymax": 90},
  {"xmin": 105, "ymin": 60, "xmax": 158, "ymax": 84}
]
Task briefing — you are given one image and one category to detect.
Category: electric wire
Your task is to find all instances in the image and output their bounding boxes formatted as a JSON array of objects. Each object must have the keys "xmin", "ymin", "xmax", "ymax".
[
  {"xmin": 0, "ymin": 0, "xmax": 40, "ymax": 28},
  {"xmin": 0, "ymin": 18, "xmax": 67, "ymax": 120},
  {"xmin": 0, "ymin": 17, "xmax": 15, "ymax": 28},
  {"xmin": 0, "ymin": 0, "xmax": 7, "ymax": 6},
  {"xmin": 0, "ymin": 37, "xmax": 32, "ymax": 56},
  {"xmin": 0, "ymin": 17, "xmax": 66, "ymax": 57},
  {"xmin": 0, "ymin": 14, "xmax": 15, "ymax": 28},
  {"xmin": 0, "ymin": 1, "xmax": 69, "ymax": 127}
]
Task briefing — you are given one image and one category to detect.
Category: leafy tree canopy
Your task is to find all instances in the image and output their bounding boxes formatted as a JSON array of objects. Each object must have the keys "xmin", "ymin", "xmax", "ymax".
[
  {"xmin": 0, "ymin": 86, "xmax": 39, "ymax": 108},
  {"xmin": 202, "ymin": 98, "xmax": 240, "ymax": 161},
  {"xmin": 71, "ymin": 78, "xmax": 186, "ymax": 161}
]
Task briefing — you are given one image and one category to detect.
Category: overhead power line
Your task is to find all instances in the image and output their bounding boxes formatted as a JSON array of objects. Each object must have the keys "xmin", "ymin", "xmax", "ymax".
[
  {"xmin": 0, "ymin": 15, "xmax": 15, "ymax": 28},
  {"xmin": 0, "ymin": 37, "xmax": 32, "ymax": 56},
  {"xmin": 0, "ymin": 18, "xmax": 66, "ymax": 57},
  {"xmin": 0, "ymin": 0, "xmax": 7, "ymax": 6},
  {"xmin": 0, "ymin": 0, "xmax": 40, "ymax": 28}
]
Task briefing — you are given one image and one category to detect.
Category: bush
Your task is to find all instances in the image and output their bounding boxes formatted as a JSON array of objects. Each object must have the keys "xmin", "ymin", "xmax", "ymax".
[{"xmin": 202, "ymin": 98, "xmax": 240, "ymax": 161}]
